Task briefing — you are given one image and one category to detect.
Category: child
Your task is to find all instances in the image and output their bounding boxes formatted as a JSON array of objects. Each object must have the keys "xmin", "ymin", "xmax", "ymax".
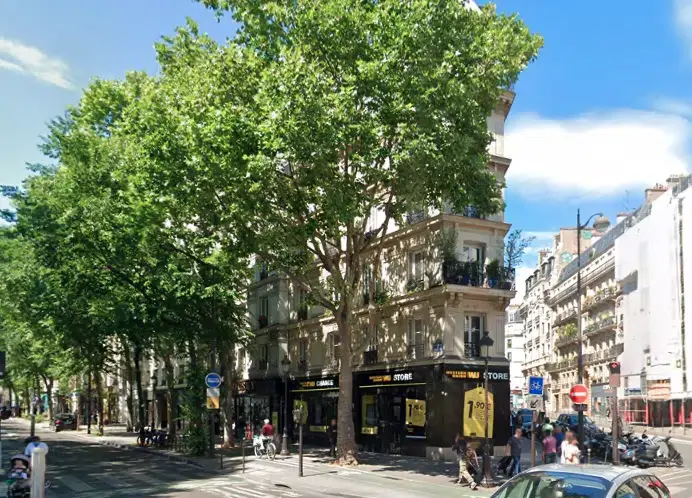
[{"xmin": 8, "ymin": 454, "xmax": 30, "ymax": 480}]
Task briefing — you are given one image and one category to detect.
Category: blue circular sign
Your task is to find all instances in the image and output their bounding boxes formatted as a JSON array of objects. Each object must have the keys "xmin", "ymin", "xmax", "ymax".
[{"xmin": 205, "ymin": 373, "xmax": 222, "ymax": 388}]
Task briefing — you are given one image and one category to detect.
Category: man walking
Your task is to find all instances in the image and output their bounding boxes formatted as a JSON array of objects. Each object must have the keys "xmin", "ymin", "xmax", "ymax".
[
  {"xmin": 505, "ymin": 428, "xmax": 523, "ymax": 477},
  {"xmin": 453, "ymin": 433, "xmax": 478, "ymax": 490},
  {"xmin": 542, "ymin": 428, "xmax": 557, "ymax": 464},
  {"xmin": 326, "ymin": 419, "xmax": 337, "ymax": 458}
]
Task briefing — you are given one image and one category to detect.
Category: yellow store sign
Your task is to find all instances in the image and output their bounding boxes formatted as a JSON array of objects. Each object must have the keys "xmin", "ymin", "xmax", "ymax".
[
  {"xmin": 406, "ymin": 399, "xmax": 426, "ymax": 427},
  {"xmin": 463, "ymin": 387, "xmax": 494, "ymax": 438}
]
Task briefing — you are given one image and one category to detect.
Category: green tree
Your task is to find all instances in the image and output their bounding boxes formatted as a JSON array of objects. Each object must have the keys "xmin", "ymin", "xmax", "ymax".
[
  {"xmin": 196, "ymin": 0, "xmax": 542, "ymax": 463},
  {"xmin": 504, "ymin": 229, "xmax": 537, "ymax": 271}
]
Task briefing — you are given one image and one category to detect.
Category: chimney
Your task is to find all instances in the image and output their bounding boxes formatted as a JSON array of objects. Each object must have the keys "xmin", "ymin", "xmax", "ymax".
[
  {"xmin": 538, "ymin": 249, "xmax": 549, "ymax": 265},
  {"xmin": 667, "ymin": 174, "xmax": 685, "ymax": 190},
  {"xmin": 645, "ymin": 183, "xmax": 667, "ymax": 204},
  {"xmin": 616, "ymin": 212, "xmax": 630, "ymax": 225}
]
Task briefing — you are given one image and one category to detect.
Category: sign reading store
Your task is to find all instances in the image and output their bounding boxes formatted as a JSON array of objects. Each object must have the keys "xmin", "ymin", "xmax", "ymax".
[
  {"xmin": 362, "ymin": 370, "xmax": 423, "ymax": 387},
  {"xmin": 446, "ymin": 369, "xmax": 509, "ymax": 382}
]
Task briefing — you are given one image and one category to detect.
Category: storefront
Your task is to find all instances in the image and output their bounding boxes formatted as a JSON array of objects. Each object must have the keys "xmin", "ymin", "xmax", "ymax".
[
  {"xmin": 355, "ymin": 368, "xmax": 430, "ymax": 457},
  {"xmin": 233, "ymin": 379, "xmax": 283, "ymax": 439},
  {"xmin": 291, "ymin": 375, "xmax": 339, "ymax": 443},
  {"xmin": 590, "ymin": 384, "xmax": 613, "ymax": 419},
  {"xmin": 443, "ymin": 363, "xmax": 511, "ymax": 448}
]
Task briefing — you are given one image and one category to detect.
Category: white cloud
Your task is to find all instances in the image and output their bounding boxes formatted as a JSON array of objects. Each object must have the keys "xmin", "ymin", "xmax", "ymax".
[
  {"xmin": 675, "ymin": 0, "xmax": 692, "ymax": 57},
  {"xmin": 0, "ymin": 37, "xmax": 72, "ymax": 89},
  {"xmin": 652, "ymin": 98, "xmax": 692, "ymax": 118},
  {"xmin": 505, "ymin": 110, "xmax": 691, "ymax": 198}
]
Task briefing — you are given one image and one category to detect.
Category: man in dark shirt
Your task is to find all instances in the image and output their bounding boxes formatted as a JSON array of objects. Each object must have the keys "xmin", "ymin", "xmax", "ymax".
[{"xmin": 505, "ymin": 428, "xmax": 523, "ymax": 477}]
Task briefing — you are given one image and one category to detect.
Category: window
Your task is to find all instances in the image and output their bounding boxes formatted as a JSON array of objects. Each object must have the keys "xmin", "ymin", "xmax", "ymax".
[
  {"xmin": 615, "ymin": 481, "xmax": 636, "ymax": 498},
  {"xmin": 507, "ymin": 352, "xmax": 512, "ymax": 362},
  {"xmin": 632, "ymin": 476, "xmax": 669, "ymax": 498},
  {"xmin": 299, "ymin": 339, "xmax": 308, "ymax": 362},
  {"xmin": 464, "ymin": 315, "xmax": 482, "ymax": 357},
  {"xmin": 507, "ymin": 339, "xmax": 513, "ymax": 349},
  {"xmin": 407, "ymin": 319, "xmax": 424, "ymax": 359},
  {"xmin": 237, "ymin": 349, "xmax": 246, "ymax": 368},
  {"xmin": 260, "ymin": 296, "xmax": 269, "ymax": 318},
  {"xmin": 327, "ymin": 333, "xmax": 340, "ymax": 364},
  {"xmin": 259, "ymin": 344, "xmax": 268, "ymax": 361},
  {"xmin": 461, "ymin": 244, "xmax": 483, "ymax": 262},
  {"xmin": 409, "ymin": 251, "xmax": 424, "ymax": 282},
  {"xmin": 493, "ymin": 472, "xmax": 610, "ymax": 498}
]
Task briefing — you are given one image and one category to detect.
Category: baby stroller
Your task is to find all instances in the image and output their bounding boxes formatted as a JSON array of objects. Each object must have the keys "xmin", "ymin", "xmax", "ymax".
[{"xmin": 6, "ymin": 454, "xmax": 31, "ymax": 498}]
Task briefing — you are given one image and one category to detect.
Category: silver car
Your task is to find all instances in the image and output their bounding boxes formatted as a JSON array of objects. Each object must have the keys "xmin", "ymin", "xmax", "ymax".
[{"xmin": 490, "ymin": 464, "xmax": 671, "ymax": 498}]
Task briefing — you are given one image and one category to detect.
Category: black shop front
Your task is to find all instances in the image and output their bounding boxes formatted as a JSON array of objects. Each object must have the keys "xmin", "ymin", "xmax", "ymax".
[
  {"xmin": 355, "ymin": 367, "xmax": 431, "ymax": 457},
  {"xmin": 232, "ymin": 378, "xmax": 284, "ymax": 440},
  {"xmin": 290, "ymin": 375, "xmax": 339, "ymax": 444},
  {"xmin": 443, "ymin": 363, "xmax": 511, "ymax": 449}
]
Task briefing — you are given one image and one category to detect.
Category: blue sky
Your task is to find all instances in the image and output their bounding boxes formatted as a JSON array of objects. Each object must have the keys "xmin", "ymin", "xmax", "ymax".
[{"xmin": 2, "ymin": 0, "xmax": 692, "ymax": 282}]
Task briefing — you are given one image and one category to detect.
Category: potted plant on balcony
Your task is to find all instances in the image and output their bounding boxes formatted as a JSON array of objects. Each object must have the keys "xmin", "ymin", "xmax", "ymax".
[{"xmin": 486, "ymin": 259, "xmax": 501, "ymax": 288}]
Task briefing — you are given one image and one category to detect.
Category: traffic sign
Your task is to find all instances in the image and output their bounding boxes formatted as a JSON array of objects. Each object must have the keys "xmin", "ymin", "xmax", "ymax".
[
  {"xmin": 205, "ymin": 372, "xmax": 222, "ymax": 388},
  {"xmin": 528, "ymin": 376, "xmax": 544, "ymax": 396},
  {"xmin": 573, "ymin": 403, "xmax": 588, "ymax": 412},
  {"xmin": 528, "ymin": 395, "xmax": 544, "ymax": 411},
  {"xmin": 206, "ymin": 387, "xmax": 220, "ymax": 409},
  {"xmin": 569, "ymin": 384, "xmax": 588, "ymax": 404}
]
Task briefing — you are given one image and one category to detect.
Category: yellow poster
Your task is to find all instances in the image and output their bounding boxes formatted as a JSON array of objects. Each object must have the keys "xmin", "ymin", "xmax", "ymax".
[
  {"xmin": 463, "ymin": 387, "xmax": 494, "ymax": 438},
  {"xmin": 293, "ymin": 400, "xmax": 308, "ymax": 424},
  {"xmin": 406, "ymin": 398, "xmax": 426, "ymax": 427},
  {"xmin": 272, "ymin": 411, "xmax": 278, "ymax": 429},
  {"xmin": 361, "ymin": 394, "xmax": 378, "ymax": 434}
]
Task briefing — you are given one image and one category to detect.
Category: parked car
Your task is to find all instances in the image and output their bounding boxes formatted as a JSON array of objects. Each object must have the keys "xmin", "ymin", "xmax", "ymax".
[
  {"xmin": 556, "ymin": 413, "xmax": 601, "ymax": 434},
  {"xmin": 53, "ymin": 413, "xmax": 77, "ymax": 432},
  {"xmin": 490, "ymin": 464, "xmax": 671, "ymax": 498}
]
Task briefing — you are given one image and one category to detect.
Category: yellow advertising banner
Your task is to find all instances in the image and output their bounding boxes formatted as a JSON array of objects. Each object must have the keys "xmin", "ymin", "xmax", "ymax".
[
  {"xmin": 293, "ymin": 400, "xmax": 308, "ymax": 424},
  {"xmin": 272, "ymin": 411, "xmax": 278, "ymax": 429},
  {"xmin": 406, "ymin": 398, "xmax": 426, "ymax": 427},
  {"xmin": 463, "ymin": 387, "xmax": 494, "ymax": 438}
]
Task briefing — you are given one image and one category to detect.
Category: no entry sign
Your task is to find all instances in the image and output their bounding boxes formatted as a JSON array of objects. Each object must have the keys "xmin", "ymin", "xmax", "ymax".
[{"xmin": 569, "ymin": 384, "xmax": 588, "ymax": 404}]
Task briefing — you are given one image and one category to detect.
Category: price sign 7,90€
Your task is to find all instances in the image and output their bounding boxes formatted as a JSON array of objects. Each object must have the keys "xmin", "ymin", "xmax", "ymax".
[{"xmin": 463, "ymin": 387, "xmax": 494, "ymax": 439}]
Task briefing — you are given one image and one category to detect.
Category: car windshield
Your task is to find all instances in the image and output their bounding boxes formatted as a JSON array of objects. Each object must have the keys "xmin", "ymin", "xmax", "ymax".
[{"xmin": 491, "ymin": 471, "xmax": 612, "ymax": 498}]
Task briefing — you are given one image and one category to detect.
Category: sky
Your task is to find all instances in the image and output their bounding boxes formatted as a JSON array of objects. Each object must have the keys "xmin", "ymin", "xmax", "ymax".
[{"xmin": 2, "ymin": 0, "xmax": 692, "ymax": 301}]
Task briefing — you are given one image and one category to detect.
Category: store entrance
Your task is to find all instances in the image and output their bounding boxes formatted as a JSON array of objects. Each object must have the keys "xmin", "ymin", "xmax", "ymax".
[{"xmin": 377, "ymin": 390, "xmax": 405, "ymax": 454}]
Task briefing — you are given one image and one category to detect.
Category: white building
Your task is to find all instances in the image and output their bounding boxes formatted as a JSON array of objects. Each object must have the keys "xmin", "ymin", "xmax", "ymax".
[
  {"xmin": 505, "ymin": 305, "xmax": 525, "ymax": 408},
  {"xmin": 616, "ymin": 176, "xmax": 692, "ymax": 426}
]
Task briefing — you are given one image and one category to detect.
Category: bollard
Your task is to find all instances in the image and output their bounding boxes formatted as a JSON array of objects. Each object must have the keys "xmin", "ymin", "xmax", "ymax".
[
  {"xmin": 587, "ymin": 448, "xmax": 591, "ymax": 465},
  {"xmin": 30, "ymin": 446, "xmax": 48, "ymax": 498},
  {"xmin": 298, "ymin": 421, "xmax": 303, "ymax": 478},
  {"xmin": 242, "ymin": 438, "xmax": 245, "ymax": 473},
  {"xmin": 220, "ymin": 451, "xmax": 223, "ymax": 470}
]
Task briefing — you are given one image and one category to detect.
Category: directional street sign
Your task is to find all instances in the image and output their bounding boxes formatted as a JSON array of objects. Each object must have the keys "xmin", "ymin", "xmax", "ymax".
[
  {"xmin": 528, "ymin": 395, "xmax": 544, "ymax": 412},
  {"xmin": 205, "ymin": 372, "xmax": 222, "ymax": 389},
  {"xmin": 528, "ymin": 376, "xmax": 544, "ymax": 396}
]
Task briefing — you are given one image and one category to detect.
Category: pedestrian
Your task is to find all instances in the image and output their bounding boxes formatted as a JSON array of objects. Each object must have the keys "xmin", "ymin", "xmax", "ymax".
[
  {"xmin": 542, "ymin": 428, "xmax": 557, "ymax": 464},
  {"xmin": 453, "ymin": 433, "xmax": 478, "ymax": 490},
  {"xmin": 505, "ymin": 428, "xmax": 523, "ymax": 477},
  {"xmin": 554, "ymin": 426, "xmax": 565, "ymax": 456},
  {"xmin": 510, "ymin": 410, "xmax": 516, "ymax": 436},
  {"xmin": 559, "ymin": 431, "xmax": 572, "ymax": 464},
  {"xmin": 563, "ymin": 437, "xmax": 581, "ymax": 464},
  {"xmin": 327, "ymin": 419, "xmax": 337, "ymax": 458}
]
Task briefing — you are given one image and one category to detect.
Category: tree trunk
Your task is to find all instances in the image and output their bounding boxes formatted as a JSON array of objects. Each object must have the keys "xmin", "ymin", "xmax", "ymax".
[
  {"xmin": 187, "ymin": 340, "xmax": 202, "ymax": 429},
  {"xmin": 94, "ymin": 371, "xmax": 105, "ymax": 435},
  {"xmin": 122, "ymin": 342, "xmax": 135, "ymax": 432},
  {"xmin": 42, "ymin": 377, "xmax": 54, "ymax": 423},
  {"xmin": 335, "ymin": 312, "xmax": 358, "ymax": 465},
  {"xmin": 164, "ymin": 355, "xmax": 176, "ymax": 439},
  {"xmin": 221, "ymin": 346, "xmax": 236, "ymax": 448},
  {"xmin": 133, "ymin": 344, "xmax": 145, "ymax": 431}
]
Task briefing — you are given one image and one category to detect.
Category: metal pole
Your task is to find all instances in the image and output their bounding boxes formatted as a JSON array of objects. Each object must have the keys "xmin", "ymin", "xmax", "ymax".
[
  {"xmin": 530, "ymin": 410, "xmax": 536, "ymax": 467},
  {"xmin": 281, "ymin": 375, "xmax": 290, "ymax": 456},
  {"xmin": 242, "ymin": 436, "xmax": 245, "ymax": 473},
  {"xmin": 298, "ymin": 415, "xmax": 303, "ymax": 477},
  {"xmin": 483, "ymin": 354, "xmax": 492, "ymax": 483},
  {"xmin": 30, "ymin": 446, "xmax": 48, "ymax": 498},
  {"xmin": 87, "ymin": 374, "xmax": 92, "ymax": 435},
  {"xmin": 612, "ymin": 388, "xmax": 619, "ymax": 465},
  {"xmin": 577, "ymin": 209, "xmax": 585, "ymax": 451}
]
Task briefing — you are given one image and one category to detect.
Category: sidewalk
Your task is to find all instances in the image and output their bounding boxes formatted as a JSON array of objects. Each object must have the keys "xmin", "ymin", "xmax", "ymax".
[{"xmin": 12, "ymin": 417, "xmax": 549, "ymax": 496}]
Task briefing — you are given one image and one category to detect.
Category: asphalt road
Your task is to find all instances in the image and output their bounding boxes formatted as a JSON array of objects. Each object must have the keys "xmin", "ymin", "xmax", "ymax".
[{"xmin": 0, "ymin": 420, "xmax": 319, "ymax": 498}]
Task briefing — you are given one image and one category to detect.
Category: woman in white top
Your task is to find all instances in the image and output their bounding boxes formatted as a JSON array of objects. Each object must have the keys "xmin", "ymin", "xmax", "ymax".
[
  {"xmin": 563, "ymin": 437, "xmax": 581, "ymax": 464},
  {"xmin": 559, "ymin": 431, "xmax": 572, "ymax": 464}
]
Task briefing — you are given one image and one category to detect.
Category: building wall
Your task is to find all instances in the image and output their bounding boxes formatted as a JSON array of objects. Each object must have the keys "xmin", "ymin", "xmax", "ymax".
[{"xmin": 505, "ymin": 306, "xmax": 525, "ymax": 408}]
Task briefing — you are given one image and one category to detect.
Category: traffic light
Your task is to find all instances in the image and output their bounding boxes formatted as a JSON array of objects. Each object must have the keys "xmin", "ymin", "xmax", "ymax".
[{"xmin": 608, "ymin": 361, "xmax": 621, "ymax": 374}]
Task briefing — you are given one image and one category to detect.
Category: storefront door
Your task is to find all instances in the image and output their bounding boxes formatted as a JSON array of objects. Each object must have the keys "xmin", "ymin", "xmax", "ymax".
[{"xmin": 377, "ymin": 390, "xmax": 405, "ymax": 454}]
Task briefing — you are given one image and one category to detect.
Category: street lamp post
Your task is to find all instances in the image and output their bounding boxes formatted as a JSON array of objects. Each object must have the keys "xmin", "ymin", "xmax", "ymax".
[
  {"xmin": 576, "ymin": 209, "xmax": 610, "ymax": 450},
  {"xmin": 479, "ymin": 330, "xmax": 496, "ymax": 488},
  {"xmin": 280, "ymin": 355, "xmax": 291, "ymax": 456},
  {"xmin": 151, "ymin": 374, "xmax": 158, "ymax": 429}
]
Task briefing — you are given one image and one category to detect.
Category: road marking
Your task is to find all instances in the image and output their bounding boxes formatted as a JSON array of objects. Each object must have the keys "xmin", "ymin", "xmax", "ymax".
[
  {"xmin": 127, "ymin": 470, "xmax": 166, "ymax": 487},
  {"xmin": 224, "ymin": 486, "xmax": 270, "ymax": 497},
  {"xmin": 91, "ymin": 471, "xmax": 135, "ymax": 488},
  {"xmin": 54, "ymin": 474, "xmax": 95, "ymax": 492}
]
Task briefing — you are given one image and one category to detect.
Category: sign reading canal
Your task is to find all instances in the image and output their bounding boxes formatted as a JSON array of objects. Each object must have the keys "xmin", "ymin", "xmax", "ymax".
[{"xmin": 463, "ymin": 387, "xmax": 494, "ymax": 438}]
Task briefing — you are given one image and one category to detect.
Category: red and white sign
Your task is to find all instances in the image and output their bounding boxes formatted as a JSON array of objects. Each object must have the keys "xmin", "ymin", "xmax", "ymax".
[{"xmin": 569, "ymin": 384, "xmax": 588, "ymax": 404}]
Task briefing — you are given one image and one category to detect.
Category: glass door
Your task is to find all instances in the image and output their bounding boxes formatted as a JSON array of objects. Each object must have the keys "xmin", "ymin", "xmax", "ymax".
[{"xmin": 464, "ymin": 315, "xmax": 482, "ymax": 358}]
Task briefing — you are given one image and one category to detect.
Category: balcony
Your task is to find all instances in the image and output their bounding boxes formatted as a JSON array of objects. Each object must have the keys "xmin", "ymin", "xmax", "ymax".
[
  {"xmin": 363, "ymin": 290, "xmax": 389, "ymax": 306},
  {"xmin": 584, "ymin": 316, "xmax": 616, "ymax": 337},
  {"xmin": 464, "ymin": 341, "xmax": 481, "ymax": 359},
  {"xmin": 583, "ymin": 286, "xmax": 619, "ymax": 312},
  {"xmin": 258, "ymin": 315, "xmax": 268, "ymax": 329},
  {"xmin": 584, "ymin": 343, "xmax": 624, "ymax": 365},
  {"xmin": 546, "ymin": 357, "xmax": 578, "ymax": 372},
  {"xmin": 555, "ymin": 324, "xmax": 578, "ymax": 348},
  {"xmin": 443, "ymin": 262, "xmax": 514, "ymax": 290},
  {"xmin": 407, "ymin": 344, "xmax": 425, "ymax": 360},
  {"xmin": 297, "ymin": 306, "xmax": 309, "ymax": 321},
  {"xmin": 553, "ymin": 309, "xmax": 577, "ymax": 326},
  {"xmin": 325, "ymin": 357, "xmax": 341, "ymax": 370},
  {"xmin": 363, "ymin": 348, "xmax": 378, "ymax": 365},
  {"xmin": 406, "ymin": 211, "xmax": 427, "ymax": 225},
  {"xmin": 459, "ymin": 206, "xmax": 485, "ymax": 219}
]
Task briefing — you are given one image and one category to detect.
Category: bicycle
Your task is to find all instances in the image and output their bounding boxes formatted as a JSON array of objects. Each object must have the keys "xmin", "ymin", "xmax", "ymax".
[
  {"xmin": 137, "ymin": 426, "xmax": 155, "ymax": 447},
  {"xmin": 252, "ymin": 436, "xmax": 276, "ymax": 460}
]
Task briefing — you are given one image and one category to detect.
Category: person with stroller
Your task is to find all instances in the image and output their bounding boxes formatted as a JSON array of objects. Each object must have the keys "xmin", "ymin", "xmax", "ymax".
[
  {"xmin": 453, "ymin": 434, "xmax": 479, "ymax": 490},
  {"xmin": 6, "ymin": 454, "xmax": 31, "ymax": 497}
]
